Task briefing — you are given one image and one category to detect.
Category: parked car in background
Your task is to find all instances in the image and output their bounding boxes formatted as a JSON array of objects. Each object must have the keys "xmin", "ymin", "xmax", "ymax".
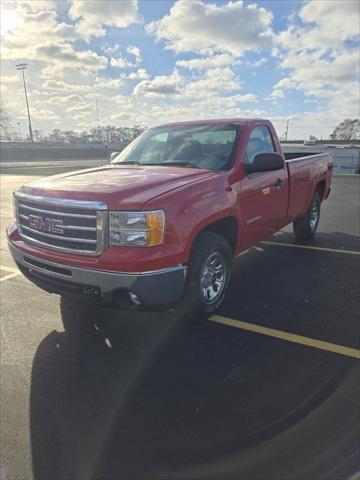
[{"xmin": 345, "ymin": 144, "xmax": 360, "ymax": 149}]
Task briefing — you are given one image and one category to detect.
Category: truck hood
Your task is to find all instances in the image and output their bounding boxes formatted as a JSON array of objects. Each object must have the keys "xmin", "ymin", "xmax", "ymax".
[{"xmin": 20, "ymin": 165, "xmax": 217, "ymax": 209}]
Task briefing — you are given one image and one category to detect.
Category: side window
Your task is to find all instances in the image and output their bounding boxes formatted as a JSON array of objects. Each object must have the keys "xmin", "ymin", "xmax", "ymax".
[{"xmin": 245, "ymin": 126, "xmax": 275, "ymax": 164}]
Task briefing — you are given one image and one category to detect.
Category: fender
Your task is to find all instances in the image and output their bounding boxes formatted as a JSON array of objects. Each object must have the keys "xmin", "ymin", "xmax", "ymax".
[{"xmin": 183, "ymin": 209, "xmax": 241, "ymax": 262}]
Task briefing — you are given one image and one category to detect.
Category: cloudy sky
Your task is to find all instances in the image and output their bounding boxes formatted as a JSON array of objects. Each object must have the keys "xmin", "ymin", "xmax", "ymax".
[{"xmin": 1, "ymin": 0, "xmax": 359, "ymax": 139}]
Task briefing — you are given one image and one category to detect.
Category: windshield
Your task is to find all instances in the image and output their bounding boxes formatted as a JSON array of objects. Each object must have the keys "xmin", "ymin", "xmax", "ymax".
[{"xmin": 111, "ymin": 124, "xmax": 240, "ymax": 171}]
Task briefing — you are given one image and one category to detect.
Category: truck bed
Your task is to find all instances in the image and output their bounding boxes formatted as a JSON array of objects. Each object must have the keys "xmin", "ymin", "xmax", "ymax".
[
  {"xmin": 284, "ymin": 152, "xmax": 333, "ymax": 220},
  {"xmin": 284, "ymin": 151, "xmax": 323, "ymax": 161}
]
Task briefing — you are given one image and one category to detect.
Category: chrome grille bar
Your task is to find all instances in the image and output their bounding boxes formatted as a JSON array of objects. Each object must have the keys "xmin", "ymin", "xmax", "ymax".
[
  {"xmin": 19, "ymin": 204, "xmax": 97, "ymax": 219},
  {"xmin": 18, "ymin": 233, "xmax": 101, "ymax": 255},
  {"xmin": 15, "ymin": 191, "xmax": 107, "ymax": 209},
  {"xmin": 19, "ymin": 213, "xmax": 96, "ymax": 231},
  {"xmin": 61, "ymin": 225, "xmax": 97, "ymax": 232},
  {"xmin": 20, "ymin": 225, "xmax": 97, "ymax": 243},
  {"xmin": 14, "ymin": 192, "xmax": 108, "ymax": 256}
]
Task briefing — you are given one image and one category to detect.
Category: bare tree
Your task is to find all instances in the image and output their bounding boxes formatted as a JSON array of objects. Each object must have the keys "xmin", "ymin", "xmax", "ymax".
[
  {"xmin": 331, "ymin": 119, "xmax": 359, "ymax": 141},
  {"xmin": 40, "ymin": 125, "xmax": 147, "ymax": 144},
  {"xmin": 0, "ymin": 103, "xmax": 11, "ymax": 140},
  {"xmin": 47, "ymin": 129, "xmax": 65, "ymax": 143}
]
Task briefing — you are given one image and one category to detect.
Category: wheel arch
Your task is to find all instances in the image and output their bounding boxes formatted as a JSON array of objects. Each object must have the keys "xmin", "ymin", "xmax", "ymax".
[
  {"xmin": 315, "ymin": 179, "xmax": 327, "ymax": 200},
  {"xmin": 186, "ymin": 215, "xmax": 239, "ymax": 262}
]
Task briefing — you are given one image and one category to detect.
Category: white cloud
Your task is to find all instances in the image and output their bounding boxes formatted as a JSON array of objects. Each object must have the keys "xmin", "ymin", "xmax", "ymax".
[
  {"xmin": 299, "ymin": 0, "xmax": 358, "ymax": 49},
  {"xmin": 247, "ymin": 58, "xmax": 267, "ymax": 68},
  {"xmin": 37, "ymin": 44, "xmax": 108, "ymax": 72},
  {"xmin": 16, "ymin": 1, "xmax": 56, "ymax": 13},
  {"xmin": 176, "ymin": 53, "xmax": 236, "ymax": 70},
  {"xmin": 110, "ymin": 45, "xmax": 142, "ymax": 69},
  {"xmin": 126, "ymin": 69, "xmax": 149, "ymax": 80},
  {"xmin": 94, "ymin": 78, "xmax": 124, "ymax": 90},
  {"xmin": 127, "ymin": 45, "xmax": 142, "ymax": 62},
  {"xmin": 268, "ymin": 90, "xmax": 285, "ymax": 100},
  {"xmin": 41, "ymin": 79, "xmax": 92, "ymax": 93},
  {"xmin": 47, "ymin": 94, "xmax": 84, "ymax": 105},
  {"xmin": 66, "ymin": 103, "xmax": 95, "ymax": 114},
  {"xmin": 0, "ymin": 5, "xmax": 78, "ymax": 60},
  {"xmin": 102, "ymin": 43, "xmax": 122, "ymax": 55},
  {"xmin": 110, "ymin": 57, "xmax": 134, "ymax": 68},
  {"xmin": 133, "ymin": 71, "xmax": 183, "ymax": 96},
  {"xmin": 147, "ymin": 0, "xmax": 274, "ymax": 56},
  {"xmin": 68, "ymin": 0, "xmax": 140, "ymax": 41},
  {"xmin": 32, "ymin": 108, "xmax": 60, "ymax": 121},
  {"xmin": 184, "ymin": 67, "xmax": 240, "ymax": 98},
  {"xmin": 196, "ymin": 94, "xmax": 259, "ymax": 108},
  {"xmin": 273, "ymin": 78, "xmax": 294, "ymax": 90},
  {"xmin": 276, "ymin": 49, "xmax": 359, "ymax": 96},
  {"xmin": 0, "ymin": 74, "xmax": 19, "ymax": 85},
  {"xmin": 272, "ymin": 0, "xmax": 359, "ymax": 117},
  {"xmin": 276, "ymin": 1, "xmax": 359, "ymax": 52}
]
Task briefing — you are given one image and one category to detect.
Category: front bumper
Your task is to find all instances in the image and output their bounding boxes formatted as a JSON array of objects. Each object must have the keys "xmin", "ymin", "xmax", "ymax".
[{"xmin": 8, "ymin": 242, "xmax": 187, "ymax": 309}]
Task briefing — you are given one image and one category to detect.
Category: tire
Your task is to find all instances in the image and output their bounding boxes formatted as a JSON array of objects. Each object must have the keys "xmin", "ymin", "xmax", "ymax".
[
  {"xmin": 293, "ymin": 192, "xmax": 321, "ymax": 240},
  {"xmin": 182, "ymin": 232, "xmax": 232, "ymax": 322}
]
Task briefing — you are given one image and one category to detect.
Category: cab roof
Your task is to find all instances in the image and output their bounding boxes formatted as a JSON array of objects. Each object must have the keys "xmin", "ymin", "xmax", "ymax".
[{"xmin": 155, "ymin": 118, "xmax": 270, "ymax": 128}]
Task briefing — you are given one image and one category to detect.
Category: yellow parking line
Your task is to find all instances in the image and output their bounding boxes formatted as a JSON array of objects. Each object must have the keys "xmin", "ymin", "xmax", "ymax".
[
  {"xmin": 0, "ymin": 272, "xmax": 21, "ymax": 282},
  {"xmin": 0, "ymin": 265, "xmax": 19, "ymax": 273},
  {"xmin": 210, "ymin": 315, "xmax": 360, "ymax": 359},
  {"xmin": 261, "ymin": 241, "xmax": 360, "ymax": 255}
]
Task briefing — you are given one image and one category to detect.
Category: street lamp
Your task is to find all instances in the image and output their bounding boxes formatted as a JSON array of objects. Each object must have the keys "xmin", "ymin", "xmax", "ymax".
[
  {"xmin": 17, "ymin": 121, "xmax": 21, "ymax": 141},
  {"xmin": 15, "ymin": 63, "xmax": 34, "ymax": 143}
]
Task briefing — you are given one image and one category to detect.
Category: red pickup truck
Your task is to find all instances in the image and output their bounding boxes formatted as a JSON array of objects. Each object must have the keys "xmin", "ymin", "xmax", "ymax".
[{"xmin": 7, "ymin": 119, "xmax": 333, "ymax": 319}]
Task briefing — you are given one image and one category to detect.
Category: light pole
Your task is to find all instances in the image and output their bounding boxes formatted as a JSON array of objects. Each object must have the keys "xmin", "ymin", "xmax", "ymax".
[
  {"xmin": 285, "ymin": 119, "xmax": 290, "ymax": 141},
  {"xmin": 15, "ymin": 63, "xmax": 34, "ymax": 143},
  {"xmin": 17, "ymin": 122, "xmax": 21, "ymax": 141},
  {"xmin": 95, "ymin": 99, "xmax": 101, "ymax": 143}
]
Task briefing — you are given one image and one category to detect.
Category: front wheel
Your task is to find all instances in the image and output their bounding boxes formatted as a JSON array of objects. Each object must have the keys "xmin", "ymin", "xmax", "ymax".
[
  {"xmin": 182, "ymin": 232, "xmax": 232, "ymax": 322},
  {"xmin": 293, "ymin": 192, "xmax": 321, "ymax": 240}
]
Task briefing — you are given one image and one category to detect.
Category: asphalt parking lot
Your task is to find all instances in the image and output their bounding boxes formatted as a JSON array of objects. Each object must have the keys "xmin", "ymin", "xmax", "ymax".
[{"xmin": 0, "ymin": 174, "xmax": 359, "ymax": 480}]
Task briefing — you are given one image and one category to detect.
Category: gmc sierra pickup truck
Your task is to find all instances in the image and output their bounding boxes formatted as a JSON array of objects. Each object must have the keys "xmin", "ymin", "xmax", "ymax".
[{"xmin": 7, "ymin": 119, "xmax": 333, "ymax": 318}]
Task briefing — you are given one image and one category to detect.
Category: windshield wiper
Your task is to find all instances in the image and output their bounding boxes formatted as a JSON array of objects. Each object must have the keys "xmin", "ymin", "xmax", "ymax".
[
  {"xmin": 111, "ymin": 160, "xmax": 139, "ymax": 165},
  {"xmin": 143, "ymin": 161, "xmax": 201, "ymax": 169}
]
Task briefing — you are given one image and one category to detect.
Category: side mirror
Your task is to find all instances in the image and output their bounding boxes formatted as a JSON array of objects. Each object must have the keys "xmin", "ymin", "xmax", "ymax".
[
  {"xmin": 244, "ymin": 152, "xmax": 285, "ymax": 174},
  {"xmin": 109, "ymin": 151, "xmax": 119, "ymax": 161}
]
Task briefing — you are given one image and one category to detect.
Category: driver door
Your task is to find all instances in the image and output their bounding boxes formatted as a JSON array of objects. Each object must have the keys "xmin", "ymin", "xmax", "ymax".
[{"xmin": 239, "ymin": 125, "xmax": 288, "ymax": 249}]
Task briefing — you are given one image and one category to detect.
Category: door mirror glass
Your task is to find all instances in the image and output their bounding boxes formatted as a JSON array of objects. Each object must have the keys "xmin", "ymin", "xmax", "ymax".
[{"xmin": 244, "ymin": 152, "xmax": 284, "ymax": 174}]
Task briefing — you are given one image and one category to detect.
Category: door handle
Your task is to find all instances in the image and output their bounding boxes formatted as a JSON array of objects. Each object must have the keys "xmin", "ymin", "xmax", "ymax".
[{"xmin": 274, "ymin": 178, "xmax": 283, "ymax": 188}]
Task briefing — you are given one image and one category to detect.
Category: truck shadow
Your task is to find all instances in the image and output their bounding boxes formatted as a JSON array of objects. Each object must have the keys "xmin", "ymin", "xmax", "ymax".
[
  {"xmin": 30, "ymin": 231, "xmax": 359, "ymax": 480},
  {"xmin": 30, "ymin": 302, "xmax": 181, "ymax": 480},
  {"xmin": 271, "ymin": 229, "xmax": 360, "ymax": 252}
]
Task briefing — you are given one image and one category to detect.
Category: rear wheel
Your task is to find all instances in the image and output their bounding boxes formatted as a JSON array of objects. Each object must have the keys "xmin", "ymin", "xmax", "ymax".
[
  {"xmin": 182, "ymin": 232, "xmax": 232, "ymax": 322},
  {"xmin": 293, "ymin": 192, "xmax": 321, "ymax": 240}
]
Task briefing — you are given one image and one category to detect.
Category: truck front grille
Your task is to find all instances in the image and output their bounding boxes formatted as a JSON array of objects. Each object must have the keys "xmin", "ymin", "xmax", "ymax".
[{"xmin": 15, "ymin": 192, "xmax": 108, "ymax": 255}]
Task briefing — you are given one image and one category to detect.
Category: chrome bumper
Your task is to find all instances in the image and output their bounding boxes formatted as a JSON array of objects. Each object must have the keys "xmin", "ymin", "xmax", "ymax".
[{"xmin": 8, "ymin": 243, "xmax": 187, "ymax": 308}]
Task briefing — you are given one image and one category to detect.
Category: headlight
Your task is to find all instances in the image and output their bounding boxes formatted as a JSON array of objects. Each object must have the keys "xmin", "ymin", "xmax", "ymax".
[{"xmin": 109, "ymin": 210, "xmax": 165, "ymax": 246}]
